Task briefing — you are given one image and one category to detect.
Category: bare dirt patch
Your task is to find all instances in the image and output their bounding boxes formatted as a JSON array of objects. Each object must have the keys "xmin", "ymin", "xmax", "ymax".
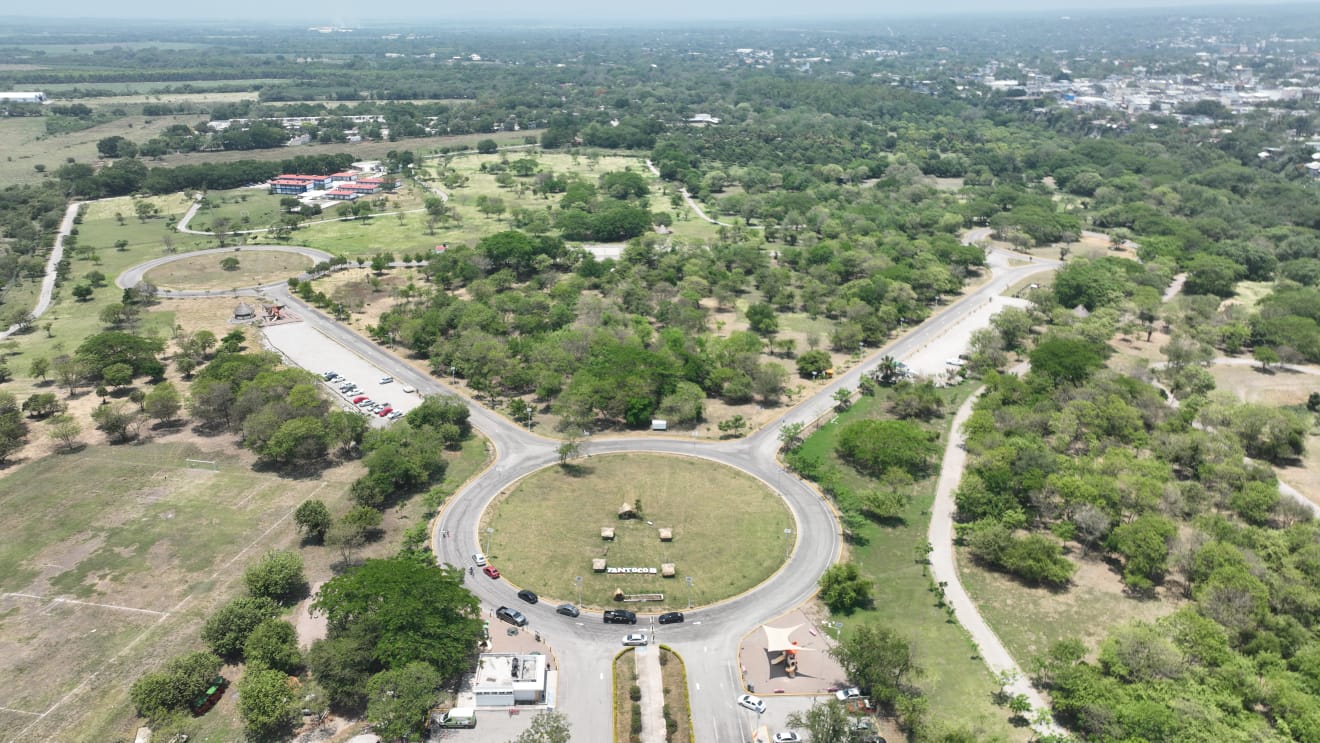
[
  {"xmin": 1208, "ymin": 363, "xmax": 1317, "ymax": 407},
  {"xmin": 960, "ymin": 548, "xmax": 1184, "ymax": 664}
]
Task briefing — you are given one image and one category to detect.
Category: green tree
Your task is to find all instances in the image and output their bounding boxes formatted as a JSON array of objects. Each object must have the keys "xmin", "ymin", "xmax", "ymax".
[
  {"xmin": 220, "ymin": 256, "xmax": 241, "ymax": 271},
  {"xmin": 129, "ymin": 651, "xmax": 222, "ymax": 721},
  {"xmin": 47, "ymin": 414, "xmax": 82, "ymax": 451},
  {"xmin": 312, "ymin": 557, "xmax": 483, "ymax": 679},
  {"xmin": 90, "ymin": 401, "xmax": 138, "ymax": 443},
  {"xmin": 142, "ymin": 381, "xmax": 182, "ymax": 424},
  {"xmin": 244, "ymin": 550, "xmax": 306, "ymax": 604},
  {"xmin": 818, "ymin": 562, "xmax": 873, "ymax": 613},
  {"xmin": 75, "ymin": 331, "xmax": 165, "ymax": 379},
  {"xmin": 476, "ymin": 138, "xmax": 499, "ymax": 154},
  {"xmin": 261, "ymin": 416, "xmax": 330, "ymax": 468},
  {"xmin": 295, "ymin": 499, "xmax": 333, "ymax": 542},
  {"xmin": 745, "ymin": 302, "xmax": 778, "ymax": 336},
  {"xmin": 243, "ymin": 619, "xmax": 302, "ymax": 674},
  {"xmin": 21, "ymin": 392, "xmax": 61, "ymax": 418},
  {"xmin": 796, "ymin": 350, "xmax": 832, "ymax": 378},
  {"xmin": 238, "ymin": 667, "xmax": 298, "ymax": 742},
  {"xmin": 202, "ymin": 596, "xmax": 281, "ymax": 658},
  {"xmin": 508, "ymin": 710, "xmax": 573, "ymax": 743},
  {"xmin": 28, "ymin": 356, "xmax": 49, "ymax": 381},
  {"xmin": 785, "ymin": 698, "xmax": 853, "ymax": 743},
  {"xmin": 830, "ymin": 622, "xmax": 921, "ymax": 711},
  {"xmin": 1029, "ymin": 335, "xmax": 1107, "ymax": 386},
  {"xmin": 307, "ymin": 633, "xmax": 375, "ymax": 712},
  {"xmin": 366, "ymin": 662, "xmax": 444, "ymax": 742},
  {"xmin": 837, "ymin": 419, "xmax": 938, "ymax": 479},
  {"xmin": 101, "ymin": 362, "xmax": 134, "ymax": 389},
  {"xmin": 71, "ymin": 284, "xmax": 93, "ymax": 301}
]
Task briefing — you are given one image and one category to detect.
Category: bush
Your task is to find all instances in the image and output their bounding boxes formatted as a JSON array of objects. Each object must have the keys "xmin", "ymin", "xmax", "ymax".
[
  {"xmin": 202, "ymin": 596, "xmax": 281, "ymax": 658},
  {"xmin": 629, "ymin": 684, "xmax": 641, "ymax": 701},
  {"xmin": 243, "ymin": 550, "xmax": 306, "ymax": 604}
]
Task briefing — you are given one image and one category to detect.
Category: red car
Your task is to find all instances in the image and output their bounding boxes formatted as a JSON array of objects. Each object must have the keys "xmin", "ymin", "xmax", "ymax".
[
  {"xmin": 377, "ymin": 406, "xmax": 393, "ymax": 417},
  {"xmin": 483, "ymin": 565, "xmax": 501, "ymax": 579},
  {"xmin": 352, "ymin": 395, "xmax": 368, "ymax": 404}
]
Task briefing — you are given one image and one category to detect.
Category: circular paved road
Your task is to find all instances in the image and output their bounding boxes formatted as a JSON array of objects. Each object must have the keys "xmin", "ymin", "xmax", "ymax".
[{"xmin": 114, "ymin": 244, "xmax": 336, "ymax": 295}]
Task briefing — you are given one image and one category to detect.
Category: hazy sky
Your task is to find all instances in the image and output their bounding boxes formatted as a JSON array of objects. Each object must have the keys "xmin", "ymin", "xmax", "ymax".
[{"xmin": 11, "ymin": 0, "xmax": 1305, "ymax": 22}]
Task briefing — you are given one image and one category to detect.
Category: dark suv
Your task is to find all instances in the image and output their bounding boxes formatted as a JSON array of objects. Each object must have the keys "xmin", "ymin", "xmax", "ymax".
[
  {"xmin": 603, "ymin": 609, "xmax": 637, "ymax": 624},
  {"xmin": 658, "ymin": 611, "xmax": 685, "ymax": 625}
]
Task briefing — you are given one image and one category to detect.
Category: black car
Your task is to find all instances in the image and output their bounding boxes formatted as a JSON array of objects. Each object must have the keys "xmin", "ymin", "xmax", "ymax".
[
  {"xmin": 556, "ymin": 603, "xmax": 580, "ymax": 618},
  {"xmin": 603, "ymin": 609, "xmax": 637, "ymax": 624},
  {"xmin": 517, "ymin": 589, "xmax": 539, "ymax": 604},
  {"xmin": 496, "ymin": 606, "xmax": 528, "ymax": 627},
  {"xmin": 657, "ymin": 611, "xmax": 685, "ymax": 625}
]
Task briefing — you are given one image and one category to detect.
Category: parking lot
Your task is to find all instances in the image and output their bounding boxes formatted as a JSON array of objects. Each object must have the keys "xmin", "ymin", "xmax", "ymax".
[{"xmin": 263, "ymin": 323, "xmax": 422, "ymax": 426}]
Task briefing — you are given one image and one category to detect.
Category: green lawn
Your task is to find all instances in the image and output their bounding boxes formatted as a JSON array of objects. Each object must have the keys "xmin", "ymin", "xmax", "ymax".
[
  {"xmin": 142, "ymin": 250, "xmax": 312, "ymax": 292},
  {"xmin": 188, "ymin": 189, "xmax": 287, "ymax": 233},
  {"xmin": 6, "ymin": 194, "xmax": 212, "ymax": 366},
  {"xmin": 796, "ymin": 385, "xmax": 1028, "ymax": 740},
  {"xmin": 485, "ymin": 453, "xmax": 791, "ymax": 610}
]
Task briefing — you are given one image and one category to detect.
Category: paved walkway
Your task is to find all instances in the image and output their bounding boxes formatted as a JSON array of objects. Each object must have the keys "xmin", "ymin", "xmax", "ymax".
[
  {"xmin": 0, "ymin": 201, "xmax": 78, "ymax": 339},
  {"xmin": 635, "ymin": 645, "xmax": 665, "ymax": 743},
  {"xmin": 928, "ymin": 383, "xmax": 1064, "ymax": 738}
]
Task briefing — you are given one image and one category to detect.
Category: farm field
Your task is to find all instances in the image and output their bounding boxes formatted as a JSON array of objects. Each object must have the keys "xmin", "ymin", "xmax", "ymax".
[{"xmin": 484, "ymin": 453, "xmax": 792, "ymax": 610}]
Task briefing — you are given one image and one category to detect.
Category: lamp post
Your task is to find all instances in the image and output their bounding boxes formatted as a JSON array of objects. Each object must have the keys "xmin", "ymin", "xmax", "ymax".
[
  {"xmin": 485, "ymin": 527, "xmax": 494, "ymax": 555},
  {"xmin": 685, "ymin": 576, "xmax": 694, "ymax": 609},
  {"xmin": 575, "ymin": 576, "xmax": 582, "ymax": 607},
  {"xmin": 450, "ymin": 365, "xmax": 457, "ymax": 381}
]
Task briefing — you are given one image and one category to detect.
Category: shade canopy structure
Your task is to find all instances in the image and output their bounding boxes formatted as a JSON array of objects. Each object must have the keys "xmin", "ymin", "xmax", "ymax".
[{"xmin": 762, "ymin": 624, "xmax": 814, "ymax": 653}]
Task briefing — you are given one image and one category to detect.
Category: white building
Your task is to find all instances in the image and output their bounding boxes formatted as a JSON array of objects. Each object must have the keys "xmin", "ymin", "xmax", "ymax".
[
  {"xmin": 0, "ymin": 92, "xmax": 47, "ymax": 104},
  {"xmin": 472, "ymin": 653, "xmax": 548, "ymax": 707}
]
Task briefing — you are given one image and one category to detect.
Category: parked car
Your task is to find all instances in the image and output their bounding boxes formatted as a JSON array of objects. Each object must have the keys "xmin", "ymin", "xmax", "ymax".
[
  {"xmin": 323, "ymin": 371, "xmax": 338, "ymax": 381},
  {"xmin": 401, "ymin": 385, "xmax": 416, "ymax": 394},
  {"xmin": 835, "ymin": 687, "xmax": 862, "ymax": 701},
  {"xmin": 472, "ymin": 552, "xmax": 486, "ymax": 566},
  {"xmin": 657, "ymin": 611, "xmax": 684, "ymax": 625},
  {"xmin": 377, "ymin": 407, "xmax": 393, "ymax": 417},
  {"xmin": 356, "ymin": 399, "xmax": 374, "ymax": 407},
  {"xmin": 622, "ymin": 633, "xmax": 648, "ymax": 646},
  {"xmin": 483, "ymin": 565, "xmax": 501, "ymax": 579},
  {"xmin": 737, "ymin": 694, "xmax": 766, "ymax": 714},
  {"xmin": 387, "ymin": 411, "xmax": 403, "ymax": 420},
  {"xmin": 517, "ymin": 589, "xmax": 538, "ymax": 604},
  {"xmin": 496, "ymin": 606, "xmax": 527, "ymax": 627},
  {"xmin": 603, "ymin": 609, "xmax": 637, "ymax": 624},
  {"xmin": 351, "ymin": 395, "xmax": 368, "ymax": 404},
  {"xmin": 379, "ymin": 376, "xmax": 393, "ymax": 384},
  {"xmin": 340, "ymin": 384, "xmax": 357, "ymax": 392},
  {"xmin": 556, "ymin": 603, "xmax": 580, "ymax": 618},
  {"xmin": 773, "ymin": 733, "xmax": 801, "ymax": 743}
]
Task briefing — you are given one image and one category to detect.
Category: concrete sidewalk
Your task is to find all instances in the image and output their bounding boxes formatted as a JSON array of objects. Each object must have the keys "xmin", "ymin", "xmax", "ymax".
[{"xmin": 635, "ymin": 645, "xmax": 666, "ymax": 743}]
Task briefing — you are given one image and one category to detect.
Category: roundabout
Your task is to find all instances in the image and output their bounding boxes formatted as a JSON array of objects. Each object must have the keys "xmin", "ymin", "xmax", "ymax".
[
  {"xmin": 106, "ymin": 233, "xmax": 1062, "ymax": 742},
  {"xmin": 482, "ymin": 453, "xmax": 793, "ymax": 610}
]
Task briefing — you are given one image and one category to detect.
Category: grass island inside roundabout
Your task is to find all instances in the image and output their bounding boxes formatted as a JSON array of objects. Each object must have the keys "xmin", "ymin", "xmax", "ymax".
[{"xmin": 481, "ymin": 453, "xmax": 794, "ymax": 611}]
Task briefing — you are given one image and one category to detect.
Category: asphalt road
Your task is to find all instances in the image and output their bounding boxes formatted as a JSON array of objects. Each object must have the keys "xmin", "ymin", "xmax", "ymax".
[{"xmin": 111, "ymin": 231, "xmax": 1060, "ymax": 742}]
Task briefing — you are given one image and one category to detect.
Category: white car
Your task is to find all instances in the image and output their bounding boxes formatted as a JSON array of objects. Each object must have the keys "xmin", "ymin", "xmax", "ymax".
[
  {"xmin": 773, "ymin": 733, "xmax": 801, "ymax": 743},
  {"xmin": 472, "ymin": 552, "xmax": 487, "ymax": 566},
  {"xmin": 622, "ymin": 633, "xmax": 648, "ymax": 646},
  {"xmin": 736, "ymin": 694, "xmax": 765, "ymax": 714},
  {"xmin": 835, "ymin": 687, "xmax": 862, "ymax": 701},
  {"xmin": 379, "ymin": 376, "xmax": 394, "ymax": 384}
]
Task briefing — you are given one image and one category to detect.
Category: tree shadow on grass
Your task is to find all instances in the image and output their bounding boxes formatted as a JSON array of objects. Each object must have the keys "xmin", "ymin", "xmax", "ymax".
[{"xmin": 559, "ymin": 462, "xmax": 595, "ymax": 478}]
